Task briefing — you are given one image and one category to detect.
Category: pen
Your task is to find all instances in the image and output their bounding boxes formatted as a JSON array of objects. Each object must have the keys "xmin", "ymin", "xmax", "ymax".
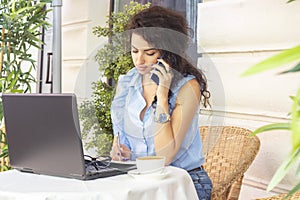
[
  {"xmin": 116, "ymin": 132, "xmax": 130, "ymax": 161},
  {"xmin": 117, "ymin": 132, "xmax": 121, "ymax": 161}
]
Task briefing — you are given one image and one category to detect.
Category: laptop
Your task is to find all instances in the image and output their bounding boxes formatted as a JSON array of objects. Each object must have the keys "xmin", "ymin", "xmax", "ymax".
[{"xmin": 1, "ymin": 93, "xmax": 136, "ymax": 180}]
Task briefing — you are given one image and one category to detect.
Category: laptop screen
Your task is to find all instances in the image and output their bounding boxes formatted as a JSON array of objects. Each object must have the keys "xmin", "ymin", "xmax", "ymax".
[{"xmin": 2, "ymin": 93, "xmax": 87, "ymax": 179}]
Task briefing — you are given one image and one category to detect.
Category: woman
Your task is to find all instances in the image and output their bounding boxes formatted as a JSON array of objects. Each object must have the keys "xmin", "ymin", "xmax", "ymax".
[{"xmin": 110, "ymin": 6, "xmax": 212, "ymax": 199}]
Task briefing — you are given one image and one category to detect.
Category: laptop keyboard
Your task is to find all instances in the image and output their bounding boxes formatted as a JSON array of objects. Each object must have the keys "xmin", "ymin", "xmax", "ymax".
[
  {"xmin": 85, "ymin": 159, "xmax": 111, "ymax": 173},
  {"xmin": 84, "ymin": 159, "xmax": 136, "ymax": 177}
]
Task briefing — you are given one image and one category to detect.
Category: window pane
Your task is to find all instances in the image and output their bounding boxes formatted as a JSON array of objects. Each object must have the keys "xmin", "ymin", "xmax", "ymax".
[{"xmin": 114, "ymin": 0, "xmax": 198, "ymax": 40}]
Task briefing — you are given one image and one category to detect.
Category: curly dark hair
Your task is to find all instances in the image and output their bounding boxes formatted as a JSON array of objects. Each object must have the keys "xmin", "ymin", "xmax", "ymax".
[{"xmin": 126, "ymin": 6, "xmax": 210, "ymax": 108}]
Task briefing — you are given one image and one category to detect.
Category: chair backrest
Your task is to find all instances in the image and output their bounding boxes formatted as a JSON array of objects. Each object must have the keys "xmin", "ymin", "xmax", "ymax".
[{"xmin": 200, "ymin": 126, "xmax": 260, "ymax": 199}]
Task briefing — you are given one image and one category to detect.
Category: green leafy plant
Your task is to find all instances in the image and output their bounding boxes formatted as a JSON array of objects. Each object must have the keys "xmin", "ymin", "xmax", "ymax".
[
  {"xmin": 0, "ymin": 0, "xmax": 51, "ymax": 171},
  {"xmin": 79, "ymin": 2, "xmax": 150, "ymax": 156},
  {"xmin": 242, "ymin": 22, "xmax": 300, "ymax": 200}
]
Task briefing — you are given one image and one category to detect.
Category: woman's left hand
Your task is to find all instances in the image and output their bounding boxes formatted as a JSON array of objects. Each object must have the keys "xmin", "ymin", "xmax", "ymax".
[{"xmin": 152, "ymin": 59, "xmax": 173, "ymax": 97}]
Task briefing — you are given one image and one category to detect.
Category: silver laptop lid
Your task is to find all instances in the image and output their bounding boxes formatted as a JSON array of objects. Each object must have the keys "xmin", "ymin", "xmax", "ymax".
[{"xmin": 2, "ymin": 93, "xmax": 86, "ymax": 179}]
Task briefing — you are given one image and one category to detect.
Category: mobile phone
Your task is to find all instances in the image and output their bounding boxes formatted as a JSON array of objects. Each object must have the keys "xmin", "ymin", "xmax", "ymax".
[{"xmin": 150, "ymin": 61, "xmax": 166, "ymax": 85}]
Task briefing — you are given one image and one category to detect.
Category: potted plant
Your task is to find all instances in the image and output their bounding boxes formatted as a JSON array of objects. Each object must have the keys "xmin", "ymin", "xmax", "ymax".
[
  {"xmin": 78, "ymin": 2, "xmax": 150, "ymax": 156},
  {"xmin": 0, "ymin": 0, "xmax": 51, "ymax": 171}
]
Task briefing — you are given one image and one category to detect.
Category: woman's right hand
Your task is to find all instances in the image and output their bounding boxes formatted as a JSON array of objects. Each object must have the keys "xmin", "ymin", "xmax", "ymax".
[{"xmin": 110, "ymin": 143, "xmax": 131, "ymax": 161}]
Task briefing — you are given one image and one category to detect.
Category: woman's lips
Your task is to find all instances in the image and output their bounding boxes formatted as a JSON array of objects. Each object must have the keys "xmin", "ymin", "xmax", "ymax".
[
  {"xmin": 138, "ymin": 67, "xmax": 146, "ymax": 71},
  {"xmin": 137, "ymin": 65, "xmax": 151, "ymax": 72}
]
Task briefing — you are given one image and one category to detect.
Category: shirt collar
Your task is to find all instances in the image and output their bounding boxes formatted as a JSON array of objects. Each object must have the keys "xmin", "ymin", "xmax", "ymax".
[{"xmin": 128, "ymin": 68, "xmax": 142, "ymax": 90}]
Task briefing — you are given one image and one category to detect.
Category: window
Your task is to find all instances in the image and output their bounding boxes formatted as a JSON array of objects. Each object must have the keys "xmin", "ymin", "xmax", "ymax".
[{"xmin": 113, "ymin": 0, "xmax": 200, "ymax": 43}]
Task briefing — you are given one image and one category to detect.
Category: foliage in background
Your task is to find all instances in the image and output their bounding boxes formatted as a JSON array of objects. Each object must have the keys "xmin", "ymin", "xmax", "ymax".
[
  {"xmin": 0, "ymin": 0, "xmax": 51, "ymax": 171},
  {"xmin": 242, "ymin": 1, "xmax": 300, "ymax": 195},
  {"xmin": 79, "ymin": 2, "xmax": 150, "ymax": 156}
]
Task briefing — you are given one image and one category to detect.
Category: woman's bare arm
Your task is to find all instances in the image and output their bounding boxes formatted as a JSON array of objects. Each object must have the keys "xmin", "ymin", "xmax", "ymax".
[{"xmin": 154, "ymin": 79, "xmax": 201, "ymax": 164}]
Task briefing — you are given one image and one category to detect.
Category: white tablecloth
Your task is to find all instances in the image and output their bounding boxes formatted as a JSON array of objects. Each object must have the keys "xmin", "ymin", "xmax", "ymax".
[{"xmin": 0, "ymin": 166, "xmax": 198, "ymax": 200}]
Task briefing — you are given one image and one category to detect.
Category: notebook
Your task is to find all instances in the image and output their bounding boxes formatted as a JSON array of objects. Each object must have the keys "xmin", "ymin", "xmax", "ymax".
[{"xmin": 1, "ymin": 93, "xmax": 136, "ymax": 180}]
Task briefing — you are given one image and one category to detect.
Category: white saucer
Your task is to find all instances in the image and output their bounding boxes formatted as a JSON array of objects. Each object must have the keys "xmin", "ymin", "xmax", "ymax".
[
  {"xmin": 127, "ymin": 169, "xmax": 168, "ymax": 180},
  {"xmin": 110, "ymin": 160, "xmax": 136, "ymax": 165}
]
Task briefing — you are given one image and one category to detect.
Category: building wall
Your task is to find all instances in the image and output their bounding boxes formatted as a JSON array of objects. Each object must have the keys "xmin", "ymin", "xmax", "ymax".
[
  {"xmin": 61, "ymin": 0, "xmax": 110, "ymax": 101},
  {"xmin": 198, "ymin": 0, "xmax": 300, "ymax": 199}
]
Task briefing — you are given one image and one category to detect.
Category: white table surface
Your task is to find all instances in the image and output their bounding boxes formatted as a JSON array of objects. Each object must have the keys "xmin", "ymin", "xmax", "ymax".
[{"xmin": 0, "ymin": 166, "xmax": 198, "ymax": 200}]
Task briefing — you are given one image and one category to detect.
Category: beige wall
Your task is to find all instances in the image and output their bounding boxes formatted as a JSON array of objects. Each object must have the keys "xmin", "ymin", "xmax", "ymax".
[
  {"xmin": 198, "ymin": 0, "xmax": 300, "ymax": 198},
  {"xmin": 62, "ymin": 0, "xmax": 110, "ymax": 101}
]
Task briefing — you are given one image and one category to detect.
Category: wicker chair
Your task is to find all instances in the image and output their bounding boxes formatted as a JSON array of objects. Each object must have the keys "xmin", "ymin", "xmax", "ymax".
[
  {"xmin": 200, "ymin": 126, "xmax": 260, "ymax": 200},
  {"xmin": 256, "ymin": 191, "xmax": 300, "ymax": 200}
]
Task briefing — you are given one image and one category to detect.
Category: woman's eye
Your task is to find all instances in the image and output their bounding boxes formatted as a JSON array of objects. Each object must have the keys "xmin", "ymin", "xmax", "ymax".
[
  {"xmin": 131, "ymin": 49, "xmax": 138, "ymax": 53},
  {"xmin": 146, "ymin": 52, "xmax": 156, "ymax": 56}
]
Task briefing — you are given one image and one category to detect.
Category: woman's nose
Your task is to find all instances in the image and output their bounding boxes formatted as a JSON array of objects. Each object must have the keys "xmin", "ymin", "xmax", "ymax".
[{"xmin": 136, "ymin": 53, "xmax": 145, "ymax": 65}]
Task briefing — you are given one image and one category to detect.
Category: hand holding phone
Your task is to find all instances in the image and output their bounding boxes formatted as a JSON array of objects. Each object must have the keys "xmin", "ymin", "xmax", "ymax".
[{"xmin": 150, "ymin": 61, "xmax": 166, "ymax": 85}]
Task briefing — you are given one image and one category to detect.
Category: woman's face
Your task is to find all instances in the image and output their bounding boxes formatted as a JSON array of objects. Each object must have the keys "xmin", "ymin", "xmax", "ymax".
[{"xmin": 131, "ymin": 33, "xmax": 161, "ymax": 75}]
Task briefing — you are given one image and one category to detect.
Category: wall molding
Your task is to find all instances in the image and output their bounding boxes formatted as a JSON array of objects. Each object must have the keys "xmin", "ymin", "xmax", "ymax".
[
  {"xmin": 62, "ymin": 19, "xmax": 91, "ymax": 27},
  {"xmin": 200, "ymin": 108, "xmax": 290, "ymax": 124},
  {"xmin": 243, "ymin": 176, "xmax": 291, "ymax": 195},
  {"xmin": 200, "ymin": 48, "xmax": 284, "ymax": 55}
]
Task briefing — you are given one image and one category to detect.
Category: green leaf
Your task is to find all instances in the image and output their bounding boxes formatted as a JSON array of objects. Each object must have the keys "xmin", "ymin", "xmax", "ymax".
[
  {"xmin": 291, "ymin": 88, "xmax": 300, "ymax": 152},
  {"xmin": 297, "ymin": 162, "xmax": 300, "ymax": 176},
  {"xmin": 11, "ymin": 0, "xmax": 16, "ymax": 13},
  {"xmin": 14, "ymin": 7, "xmax": 31, "ymax": 15},
  {"xmin": 241, "ymin": 45, "xmax": 300, "ymax": 76},
  {"xmin": 280, "ymin": 62, "xmax": 300, "ymax": 74},
  {"xmin": 250, "ymin": 123, "xmax": 290, "ymax": 136},
  {"xmin": 6, "ymin": 89, "xmax": 21, "ymax": 93},
  {"xmin": 283, "ymin": 181, "xmax": 300, "ymax": 199},
  {"xmin": 267, "ymin": 147, "xmax": 300, "ymax": 191},
  {"xmin": 0, "ymin": 146, "xmax": 8, "ymax": 158}
]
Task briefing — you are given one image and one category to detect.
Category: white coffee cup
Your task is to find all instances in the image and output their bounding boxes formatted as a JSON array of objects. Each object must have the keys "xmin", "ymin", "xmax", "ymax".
[{"xmin": 136, "ymin": 156, "xmax": 166, "ymax": 174}]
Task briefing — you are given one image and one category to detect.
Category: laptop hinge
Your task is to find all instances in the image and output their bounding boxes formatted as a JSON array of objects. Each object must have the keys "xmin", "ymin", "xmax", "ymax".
[
  {"xmin": 20, "ymin": 168, "xmax": 34, "ymax": 173},
  {"xmin": 70, "ymin": 173, "xmax": 84, "ymax": 178}
]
